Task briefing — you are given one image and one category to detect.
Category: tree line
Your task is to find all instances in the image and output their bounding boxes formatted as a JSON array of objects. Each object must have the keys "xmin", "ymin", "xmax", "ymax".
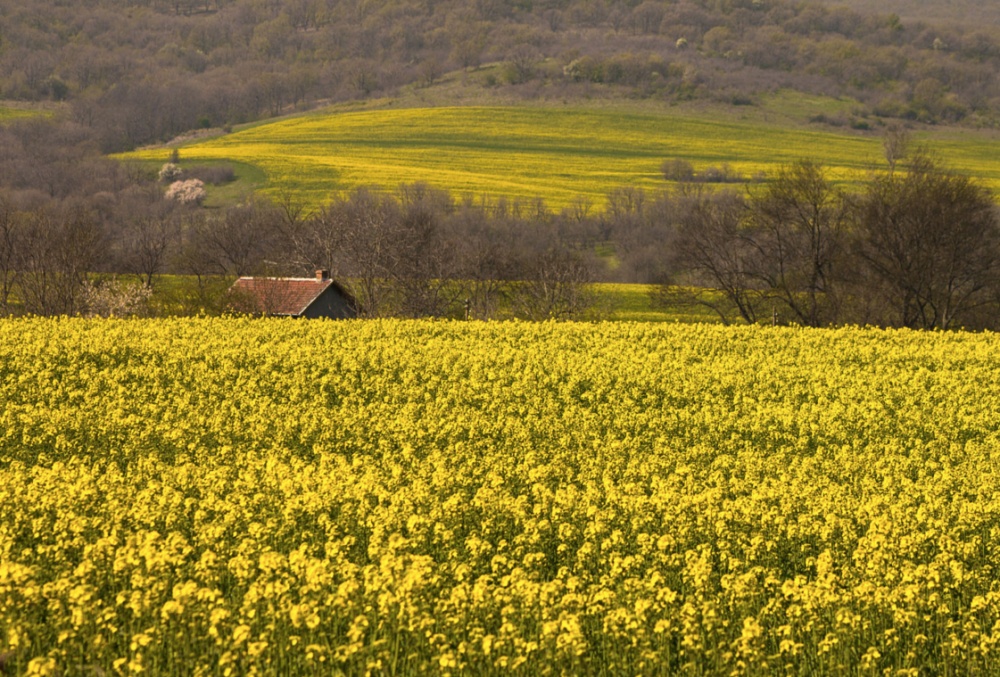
[
  {"xmin": 658, "ymin": 152, "xmax": 1000, "ymax": 329},
  {"xmin": 183, "ymin": 186, "xmax": 602, "ymax": 320},
  {"xmin": 3, "ymin": 0, "xmax": 1000, "ymax": 154},
  {"xmin": 0, "ymin": 161, "xmax": 604, "ymax": 320}
]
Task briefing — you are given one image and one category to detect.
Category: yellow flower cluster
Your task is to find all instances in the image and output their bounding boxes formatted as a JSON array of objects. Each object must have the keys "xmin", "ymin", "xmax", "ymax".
[{"xmin": 2, "ymin": 317, "xmax": 1000, "ymax": 675}]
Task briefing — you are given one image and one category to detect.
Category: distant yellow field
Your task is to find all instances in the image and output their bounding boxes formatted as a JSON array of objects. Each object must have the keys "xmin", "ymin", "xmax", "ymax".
[
  {"xmin": 124, "ymin": 105, "xmax": 1000, "ymax": 211},
  {"xmin": 0, "ymin": 106, "xmax": 45, "ymax": 123}
]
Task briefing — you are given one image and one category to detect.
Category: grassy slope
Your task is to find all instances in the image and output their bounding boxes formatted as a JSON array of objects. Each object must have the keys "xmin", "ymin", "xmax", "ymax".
[
  {"xmin": 0, "ymin": 105, "xmax": 50, "ymax": 122},
  {"xmin": 123, "ymin": 94, "xmax": 1000, "ymax": 212},
  {"xmin": 122, "ymin": 104, "xmax": 879, "ymax": 211}
]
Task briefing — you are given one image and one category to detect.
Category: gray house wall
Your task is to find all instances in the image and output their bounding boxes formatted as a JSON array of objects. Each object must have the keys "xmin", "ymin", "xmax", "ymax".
[{"xmin": 301, "ymin": 286, "xmax": 357, "ymax": 319}]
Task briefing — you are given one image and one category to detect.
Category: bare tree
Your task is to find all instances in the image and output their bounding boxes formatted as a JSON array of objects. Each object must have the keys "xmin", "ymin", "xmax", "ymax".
[
  {"xmin": 193, "ymin": 198, "xmax": 288, "ymax": 277},
  {"xmin": 170, "ymin": 213, "xmax": 236, "ymax": 315},
  {"xmin": 513, "ymin": 246, "xmax": 594, "ymax": 320},
  {"xmin": 745, "ymin": 160, "xmax": 847, "ymax": 326},
  {"xmin": 293, "ymin": 204, "xmax": 346, "ymax": 278},
  {"xmin": 460, "ymin": 240, "xmax": 517, "ymax": 320},
  {"xmin": 882, "ymin": 124, "xmax": 911, "ymax": 174},
  {"xmin": 503, "ymin": 45, "xmax": 541, "ymax": 84},
  {"xmin": 16, "ymin": 206, "xmax": 105, "ymax": 315},
  {"xmin": 602, "ymin": 185, "xmax": 646, "ymax": 243},
  {"xmin": 392, "ymin": 184, "xmax": 464, "ymax": 318},
  {"xmin": 852, "ymin": 153, "xmax": 1000, "ymax": 329},
  {"xmin": 335, "ymin": 188, "xmax": 404, "ymax": 317},
  {"xmin": 0, "ymin": 196, "xmax": 22, "ymax": 315},
  {"xmin": 661, "ymin": 189, "xmax": 762, "ymax": 324},
  {"xmin": 114, "ymin": 189, "xmax": 183, "ymax": 288}
]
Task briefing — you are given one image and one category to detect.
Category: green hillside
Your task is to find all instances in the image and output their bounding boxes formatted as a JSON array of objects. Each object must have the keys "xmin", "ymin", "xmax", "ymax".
[{"xmin": 125, "ymin": 102, "xmax": 1000, "ymax": 211}]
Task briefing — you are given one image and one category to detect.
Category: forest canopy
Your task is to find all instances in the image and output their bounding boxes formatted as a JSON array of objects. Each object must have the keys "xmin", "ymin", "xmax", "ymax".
[{"xmin": 1, "ymin": 0, "xmax": 999, "ymax": 151}]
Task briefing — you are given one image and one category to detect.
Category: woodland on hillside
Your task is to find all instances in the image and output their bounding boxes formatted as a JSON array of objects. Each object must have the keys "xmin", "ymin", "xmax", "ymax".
[{"xmin": 2, "ymin": 0, "xmax": 1000, "ymax": 153}]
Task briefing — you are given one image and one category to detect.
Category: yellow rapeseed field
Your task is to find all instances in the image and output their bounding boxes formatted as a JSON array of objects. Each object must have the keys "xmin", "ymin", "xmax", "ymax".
[
  {"xmin": 124, "ymin": 106, "xmax": 1000, "ymax": 212},
  {"xmin": 124, "ymin": 106, "xmax": 877, "ymax": 211},
  {"xmin": 2, "ymin": 317, "xmax": 1000, "ymax": 675}
]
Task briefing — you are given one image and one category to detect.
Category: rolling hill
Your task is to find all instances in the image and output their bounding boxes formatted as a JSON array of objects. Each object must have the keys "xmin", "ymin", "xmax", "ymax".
[{"xmin": 125, "ymin": 99, "xmax": 1000, "ymax": 212}]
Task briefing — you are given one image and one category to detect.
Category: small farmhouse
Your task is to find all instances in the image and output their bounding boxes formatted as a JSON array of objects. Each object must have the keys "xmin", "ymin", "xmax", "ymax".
[{"xmin": 230, "ymin": 270, "xmax": 358, "ymax": 319}]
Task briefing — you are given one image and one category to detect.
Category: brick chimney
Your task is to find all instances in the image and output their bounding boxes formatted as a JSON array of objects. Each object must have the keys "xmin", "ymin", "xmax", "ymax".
[{"xmin": 316, "ymin": 269, "xmax": 330, "ymax": 282}]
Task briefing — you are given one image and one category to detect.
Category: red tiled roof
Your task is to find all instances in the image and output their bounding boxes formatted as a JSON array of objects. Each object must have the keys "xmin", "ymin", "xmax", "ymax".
[{"xmin": 230, "ymin": 277, "xmax": 342, "ymax": 316}]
